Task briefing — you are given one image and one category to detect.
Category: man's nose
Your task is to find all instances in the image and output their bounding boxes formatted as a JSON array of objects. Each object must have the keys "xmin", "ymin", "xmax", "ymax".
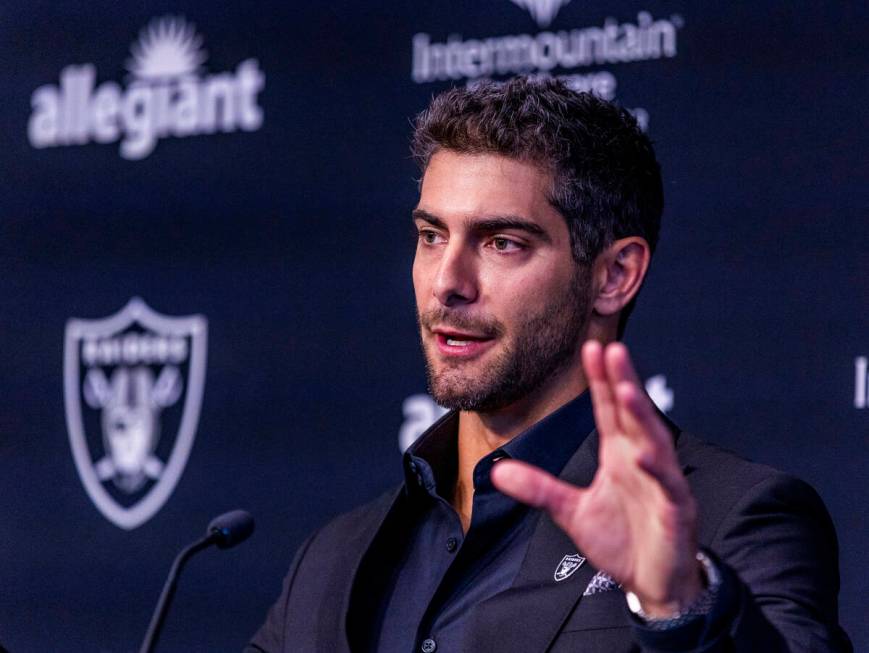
[{"xmin": 432, "ymin": 242, "xmax": 478, "ymax": 306}]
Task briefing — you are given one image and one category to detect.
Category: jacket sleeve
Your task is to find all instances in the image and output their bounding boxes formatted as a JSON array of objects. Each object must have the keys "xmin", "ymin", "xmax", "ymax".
[
  {"xmin": 244, "ymin": 530, "xmax": 320, "ymax": 653},
  {"xmin": 632, "ymin": 473, "xmax": 852, "ymax": 652}
]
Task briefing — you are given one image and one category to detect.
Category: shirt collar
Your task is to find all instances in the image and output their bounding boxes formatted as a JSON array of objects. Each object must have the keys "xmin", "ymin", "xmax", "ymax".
[
  {"xmin": 403, "ymin": 391, "xmax": 595, "ymax": 498},
  {"xmin": 499, "ymin": 390, "xmax": 595, "ymax": 478},
  {"xmin": 403, "ymin": 410, "xmax": 459, "ymax": 498}
]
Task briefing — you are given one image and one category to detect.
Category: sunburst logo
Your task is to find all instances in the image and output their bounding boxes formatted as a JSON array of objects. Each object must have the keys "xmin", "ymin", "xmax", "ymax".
[
  {"xmin": 509, "ymin": 0, "xmax": 572, "ymax": 28},
  {"xmin": 126, "ymin": 16, "xmax": 207, "ymax": 80}
]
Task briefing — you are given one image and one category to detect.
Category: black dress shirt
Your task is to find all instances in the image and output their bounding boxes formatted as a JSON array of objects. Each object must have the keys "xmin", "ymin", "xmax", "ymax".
[{"xmin": 347, "ymin": 392, "xmax": 596, "ymax": 653}]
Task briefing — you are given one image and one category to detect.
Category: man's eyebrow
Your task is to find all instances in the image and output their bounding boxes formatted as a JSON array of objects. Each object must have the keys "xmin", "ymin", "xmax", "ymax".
[
  {"xmin": 412, "ymin": 209, "xmax": 446, "ymax": 229},
  {"xmin": 472, "ymin": 216, "xmax": 551, "ymax": 242},
  {"xmin": 412, "ymin": 209, "xmax": 552, "ymax": 243}
]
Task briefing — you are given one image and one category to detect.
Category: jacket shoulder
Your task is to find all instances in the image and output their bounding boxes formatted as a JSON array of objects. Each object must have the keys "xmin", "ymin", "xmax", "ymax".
[
  {"xmin": 676, "ymin": 432, "xmax": 834, "ymax": 548},
  {"xmin": 677, "ymin": 431, "xmax": 781, "ymax": 490}
]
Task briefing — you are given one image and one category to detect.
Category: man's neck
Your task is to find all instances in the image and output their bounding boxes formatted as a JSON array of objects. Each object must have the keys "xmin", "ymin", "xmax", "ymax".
[{"xmin": 451, "ymin": 364, "xmax": 588, "ymax": 532}]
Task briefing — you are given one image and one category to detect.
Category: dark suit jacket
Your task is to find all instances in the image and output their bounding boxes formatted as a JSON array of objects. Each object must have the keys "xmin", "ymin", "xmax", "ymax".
[{"xmin": 247, "ymin": 427, "xmax": 852, "ymax": 652}]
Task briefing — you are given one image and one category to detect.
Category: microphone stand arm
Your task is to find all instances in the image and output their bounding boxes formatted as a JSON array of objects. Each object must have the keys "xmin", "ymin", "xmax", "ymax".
[{"xmin": 139, "ymin": 533, "xmax": 218, "ymax": 653}]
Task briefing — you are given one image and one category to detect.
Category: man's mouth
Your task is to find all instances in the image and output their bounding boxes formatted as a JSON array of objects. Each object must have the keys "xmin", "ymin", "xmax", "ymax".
[{"xmin": 432, "ymin": 329, "xmax": 496, "ymax": 358}]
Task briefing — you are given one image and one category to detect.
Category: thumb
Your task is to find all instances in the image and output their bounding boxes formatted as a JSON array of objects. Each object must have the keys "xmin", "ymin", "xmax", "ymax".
[{"xmin": 491, "ymin": 460, "xmax": 583, "ymax": 526}]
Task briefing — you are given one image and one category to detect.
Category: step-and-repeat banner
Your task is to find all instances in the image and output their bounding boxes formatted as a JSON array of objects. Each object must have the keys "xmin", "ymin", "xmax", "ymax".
[{"xmin": 1, "ymin": 2, "xmax": 866, "ymax": 650}]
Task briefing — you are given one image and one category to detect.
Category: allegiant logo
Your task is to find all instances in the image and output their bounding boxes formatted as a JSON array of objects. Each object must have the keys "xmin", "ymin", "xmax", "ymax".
[{"xmin": 27, "ymin": 16, "xmax": 265, "ymax": 160}]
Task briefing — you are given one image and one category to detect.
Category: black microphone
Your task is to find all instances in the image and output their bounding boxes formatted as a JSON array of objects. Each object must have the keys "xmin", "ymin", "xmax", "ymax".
[
  {"xmin": 208, "ymin": 509, "xmax": 256, "ymax": 549},
  {"xmin": 139, "ymin": 510, "xmax": 255, "ymax": 653}
]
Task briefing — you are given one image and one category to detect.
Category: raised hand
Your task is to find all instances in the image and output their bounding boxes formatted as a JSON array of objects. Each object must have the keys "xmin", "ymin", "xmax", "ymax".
[{"xmin": 491, "ymin": 340, "xmax": 702, "ymax": 617}]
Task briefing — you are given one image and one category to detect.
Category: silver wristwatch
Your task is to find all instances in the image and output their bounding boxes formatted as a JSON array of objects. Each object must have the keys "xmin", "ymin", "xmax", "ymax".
[{"xmin": 625, "ymin": 550, "xmax": 722, "ymax": 630}]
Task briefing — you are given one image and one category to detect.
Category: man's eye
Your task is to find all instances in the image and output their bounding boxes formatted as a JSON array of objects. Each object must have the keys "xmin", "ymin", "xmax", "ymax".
[
  {"xmin": 491, "ymin": 237, "xmax": 521, "ymax": 252},
  {"xmin": 419, "ymin": 230, "xmax": 443, "ymax": 245}
]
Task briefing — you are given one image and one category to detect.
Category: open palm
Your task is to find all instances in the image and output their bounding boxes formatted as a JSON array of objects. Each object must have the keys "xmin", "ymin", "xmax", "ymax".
[{"xmin": 492, "ymin": 341, "xmax": 702, "ymax": 615}]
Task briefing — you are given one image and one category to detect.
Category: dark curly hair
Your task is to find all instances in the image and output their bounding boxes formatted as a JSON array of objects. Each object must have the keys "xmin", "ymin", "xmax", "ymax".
[{"xmin": 411, "ymin": 76, "xmax": 663, "ymax": 332}]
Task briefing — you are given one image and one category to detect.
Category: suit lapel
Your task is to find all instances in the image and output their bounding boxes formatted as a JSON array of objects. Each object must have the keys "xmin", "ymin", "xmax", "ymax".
[
  {"xmin": 317, "ymin": 487, "xmax": 403, "ymax": 653},
  {"xmin": 465, "ymin": 430, "xmax": 602, "ymax": 652}
]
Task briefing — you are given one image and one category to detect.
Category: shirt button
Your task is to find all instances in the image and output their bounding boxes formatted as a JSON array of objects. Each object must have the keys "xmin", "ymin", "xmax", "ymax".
[
  {"xmin": 446, "ymin": 537, "xmax": 458, "ymax": 553},
  {"xmin": 421, "ymin": 638, "xmax": 437, "ymax": 653}
]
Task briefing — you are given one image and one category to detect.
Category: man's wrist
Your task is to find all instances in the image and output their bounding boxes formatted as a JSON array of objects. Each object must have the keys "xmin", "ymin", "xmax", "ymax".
[{"xmin": 625, "ymin": 550, "xmax": 722, "ymax": 628}]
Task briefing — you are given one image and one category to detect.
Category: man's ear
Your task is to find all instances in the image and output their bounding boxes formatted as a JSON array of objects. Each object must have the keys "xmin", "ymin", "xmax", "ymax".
[{"xmin": 591, "ymin": 237, "xmax": 651, "ymax": 317}]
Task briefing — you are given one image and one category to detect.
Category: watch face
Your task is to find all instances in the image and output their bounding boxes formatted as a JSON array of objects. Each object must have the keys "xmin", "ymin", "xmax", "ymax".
[{"xmin": 625, "ymin": 590, "xmax": 645, "ymax": 616}]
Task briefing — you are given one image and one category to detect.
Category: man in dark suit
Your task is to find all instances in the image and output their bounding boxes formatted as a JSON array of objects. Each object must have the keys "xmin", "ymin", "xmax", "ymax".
[{"xmin": 247, "ymin": 77, "xmax": 851, "ymax": 652}]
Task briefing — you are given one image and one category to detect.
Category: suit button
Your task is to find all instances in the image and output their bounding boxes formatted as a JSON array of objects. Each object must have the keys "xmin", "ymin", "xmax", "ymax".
[
  {"xmin": 446, "ymin": 537, "xmax": 458, "ymax": 553},
  {"xmin": 421, "ymin": 638, "xmax": 437, "ymax": 653}
]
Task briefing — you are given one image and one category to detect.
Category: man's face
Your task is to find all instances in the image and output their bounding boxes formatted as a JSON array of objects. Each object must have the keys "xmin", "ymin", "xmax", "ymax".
[{"xmin": 413, "ymin": 150, "xmax": 591, "ymax": 412}]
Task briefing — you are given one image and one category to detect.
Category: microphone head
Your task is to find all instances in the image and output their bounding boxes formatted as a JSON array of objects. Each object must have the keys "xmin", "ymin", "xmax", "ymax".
[{"xmin": 207, "ymin": 510, "xmax": 255, "ymax": 549}]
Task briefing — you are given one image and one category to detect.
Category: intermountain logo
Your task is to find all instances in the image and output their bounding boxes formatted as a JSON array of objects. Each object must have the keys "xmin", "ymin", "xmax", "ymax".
[
  {"xmin": 412, "ymin": 10, "xmax": 679, "ymax": 86},
  {"xmin": 64, "ymin": 298, "xmax": 207, "ymax": 529},
  {"xmin": 28, "ymin": 16, "xmax": 265, "ymax": 160},
  {"xmin": 510, "ymin": 0, "xmax": 572, "ymax": 28}
]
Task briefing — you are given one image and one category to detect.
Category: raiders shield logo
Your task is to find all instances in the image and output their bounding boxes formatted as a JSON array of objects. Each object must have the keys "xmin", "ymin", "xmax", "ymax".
[
  {"xmin": 64, "ymin": 298, "xmax": 207, "ymax": 529},
  {"xmin": 554, "ymin": 553, "xmax": 586, "ymax": 582}
]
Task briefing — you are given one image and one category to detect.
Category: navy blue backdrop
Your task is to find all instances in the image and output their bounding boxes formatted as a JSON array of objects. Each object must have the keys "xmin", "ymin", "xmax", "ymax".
[{"xmin": 0, "ymin": 1, "xmax": 866, "ymax": 650}]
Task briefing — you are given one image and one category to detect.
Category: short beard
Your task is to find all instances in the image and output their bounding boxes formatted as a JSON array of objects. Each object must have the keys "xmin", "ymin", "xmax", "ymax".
[{"xmin": 418, "ymin": 268, "xmax": 590, "ymax": 413}]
